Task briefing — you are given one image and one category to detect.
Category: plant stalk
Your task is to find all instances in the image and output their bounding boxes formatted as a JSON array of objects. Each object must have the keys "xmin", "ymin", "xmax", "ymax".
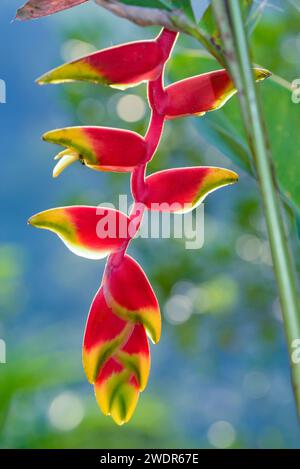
[{"xmin": 212, "ymin": 0, "xmax": 300, "ymax": 416}]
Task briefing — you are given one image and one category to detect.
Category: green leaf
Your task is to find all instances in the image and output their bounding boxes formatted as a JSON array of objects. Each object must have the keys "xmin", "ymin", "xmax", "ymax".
[
  {"xmin": 174, "ymin": 0, "xmax": 196, "ymax": 22},
  {"xmin": 198, "ymin": 1, "xmax": 255, "ymax": 44},
  {"xmin": 168, "ymin": 49, "xmax": 300, "ymax": 213},
  {"xmin": 197, "ymin": 116, "xmax": 253, "ymax": 175},
  {"xmin": 230, "ymin": 79, "xmax": 300, "ymax": 211},
  {"xmin": 198, "ymin": 3, "xmax": 221, "ymax": 46},
  {"xmin": 197, "ymin": 68, "xmax": 300, "ymax": 212},
  {"xmin": 117, "ymin": 0, "xmax": 196, "ymax": 20},
  {"xmin": 116, "ymin": 0, "xmax": 170, "ymax": 8},
  {"xmin": 295, "ymin": 209, "xmax": 300, "ymax": 240},
  {"xmin": 199, "ymin": 74, "xmax": 299, "ymax": 213}
]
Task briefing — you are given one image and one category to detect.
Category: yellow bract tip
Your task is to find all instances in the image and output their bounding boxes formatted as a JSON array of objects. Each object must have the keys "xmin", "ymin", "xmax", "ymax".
[{"xmin": 254, "ymin": 67, "xmax": 272, "ymax": 82}]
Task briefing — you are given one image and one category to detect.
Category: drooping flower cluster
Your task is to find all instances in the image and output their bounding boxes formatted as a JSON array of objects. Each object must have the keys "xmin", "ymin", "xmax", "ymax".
[{"xmin": 24, "ymin": 4, "xmax": 270, "ymax": 424}]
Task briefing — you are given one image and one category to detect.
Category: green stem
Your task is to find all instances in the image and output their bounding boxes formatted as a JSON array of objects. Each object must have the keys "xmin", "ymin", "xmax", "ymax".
[{"xmin": 212, "ymin": 0, "xmax": 300, "ymax": 416}]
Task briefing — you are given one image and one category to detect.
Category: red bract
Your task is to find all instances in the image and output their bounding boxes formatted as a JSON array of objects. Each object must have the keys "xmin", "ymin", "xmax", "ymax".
[
  {"xmin": 25, "ymin": 13, "xmax": 270, "ymax": 424},
  {"xmin": 139, "ymin": 166, "xmax": 238, "ymax": 213},
  {"xmin": 37, "ymin": 28, "xmax": 177, "ymax": 90},
  {"xmin": 43, "ymin": 126, "xmax": 147, "ymax": 176},
  {"xmin": 28, "ymin": 206, "xmax": 130, "ymax": 259},
  {"xmin": 37, "ymin": 41, "xmax": 165, "ymax": 90},
  {"xmin": 165, "ymin": 68, "xmax": 271, "ymax": 119},
  {"xmin": 83, "ymin": 287, "xmax": 129, "ymax": 384},
  {"xmin": 103, "ymin": 255, "xmax": 161, "ymax": 344}
]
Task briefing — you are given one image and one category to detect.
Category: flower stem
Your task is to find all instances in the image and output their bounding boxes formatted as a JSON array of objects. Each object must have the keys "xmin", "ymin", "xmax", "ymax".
[{"xmin": 212, "ymin": 0, "xmax": 300, "ymax": 416}]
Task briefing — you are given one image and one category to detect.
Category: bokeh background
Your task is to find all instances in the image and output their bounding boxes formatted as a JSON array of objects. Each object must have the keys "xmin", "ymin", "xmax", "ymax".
[{"xmin": 1, "ymin": 0, "xmax": 300, "ymax": 449}]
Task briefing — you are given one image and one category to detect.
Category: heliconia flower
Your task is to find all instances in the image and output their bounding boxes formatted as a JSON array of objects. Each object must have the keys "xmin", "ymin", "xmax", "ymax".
[
  {"xmin": 43, "ymin": 126, "xmax": 147, "ymax": 176},
  {"xmin": 83, "ymin": 286, "xmax": 150, "ymax": 425},
  {"xmin": 138, "ymin": 167, "xmax": 238, "ymax": 213},
  {"xmin": 37, "ymin": 40, "xmax": 165, "ymax": 90},
  {"xmin": 164, "ymin": 67, "xmax": 271, "ymax": 119},
  {"xmin": 23, "ymin": 14, "xmax": 245, "ymax": 426},
  {"xmin": 28, "ymin": 206, "xmax": 130, "ymax": 259},
  {"xmin": 16, "ymin": 0, "xmax": 88, "ymax": 20},
  {"xmin": 103, "ymin": 255, "xmax": 161, "ymax": 344}
]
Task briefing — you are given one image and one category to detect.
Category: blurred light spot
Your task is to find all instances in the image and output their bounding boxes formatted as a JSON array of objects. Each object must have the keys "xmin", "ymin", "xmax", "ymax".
[
  {"xmin": 164, "ymin": 294, "xmax": 193, "ymax": 325},
  {"xmin": 77, "ymin": 98, "xmax": 105, "ymax": 125},
  {"xmin": 48, "ymin": 392, "xmax": 84, "ymax": 431},
  {"xmin": 243, "ymin": 371, "xmax": 270, "ymax": 399},
  {"xmin": 194, "ymin": 275, "xmax": 238, "ymax": 315},
  {"xmin": 61, "ymin": 39, "xmax": 96, "ymax": 62},
  {"xmin": 235, "ymin": 234, "xmax": 263, "ymax": 262},
  {"xmin": 172, "ymin": 281, "xmax": 199, "ymax": 304},
  {"xmin": 193, "ymin": 286, "xmax": 210, "ymax": 314},
  {"xmin": 117, "ymin": 94, "xmax": 146, "ymax": 122},
  {"xmin": 207, "ymin": 420, "xmax": 236, "ymax": 448},
  {"xmin": 186, "ymin": 287, "xmax": 199, "ymax": 303}
]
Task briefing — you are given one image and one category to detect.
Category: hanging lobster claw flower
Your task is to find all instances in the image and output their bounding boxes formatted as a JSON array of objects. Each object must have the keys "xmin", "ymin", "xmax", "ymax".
[
  {"xmin": 16, "ymin": 0, "xmax": 88, "ymax": 20},
  {"xmin": 37, "ymin": 40, "xmax": 165, "ymax": 90},
  {"xmin": 83, "ymin": 287, "xmax": 150, "ymax": 425},
  {"xmin": 28, "ymin": 206, "xmax": 130, "ymax": 259},
  {"xmin": 165, "ymin": 67, "xmax": 271, "ymax": 119},
  {"xmin": 43, "ymin": 126, "xmax": 147, "ymax": 176},
  {"xmin": 139, "ymin": 167, "xmax": 238, "ymax": 213},
  {"xmin": 103, "ymin": 255, "xmax": 161, "ymax": 344}
]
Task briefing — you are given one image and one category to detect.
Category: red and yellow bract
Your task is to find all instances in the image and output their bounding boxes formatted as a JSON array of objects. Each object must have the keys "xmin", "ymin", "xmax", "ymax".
[
  {"xmin": 165, "ymin": 68, "xmax": 270, "ymax": 119},
  {"xmin": 103, "ymin": 255, "xmax": 161, "ymax": 345},
  {"xmin": 140, "ymin": 166, "xmax": 238, "ymax": 213},
  {"xmin": 37, "ymin": 40, "xmax": 165, "ymax": 90},
  {"xmin": 28, "ymin": 206, "xmax": 130, "ymax": 260},
  {"xmin": 43, "ymin": 126, "xmax": 147, "ymax": 176}
]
